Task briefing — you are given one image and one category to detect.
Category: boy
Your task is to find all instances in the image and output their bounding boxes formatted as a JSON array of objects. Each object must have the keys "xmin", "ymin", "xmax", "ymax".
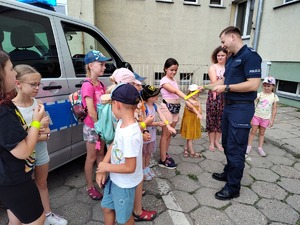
[{"xmin": 96, "ymin": 83, "xmax": 143, "ymax": 225}]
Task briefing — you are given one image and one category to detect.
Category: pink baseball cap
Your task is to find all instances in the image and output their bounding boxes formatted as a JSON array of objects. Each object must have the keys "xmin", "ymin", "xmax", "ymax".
[
  {"xmin": 262, "ymin": 76, "xmax": 276, "ymax": 85},
  {"xmin": 112, "ymin": 68, "xmax": 141, "ymax": 85}
]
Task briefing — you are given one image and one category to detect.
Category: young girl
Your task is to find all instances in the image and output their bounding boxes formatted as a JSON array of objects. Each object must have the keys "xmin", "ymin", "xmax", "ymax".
[
  {"xmin": 141, "ymin": 85, "xmax": 176, "ymax": 180},
  {"xmin": 159, "ymin": 58, "xmax": 198, "ymax": 169},
  {"xmin": 206, "ymin": 46, "xmax": 227, "ymax": 151},
  {"xmin": 12, "ymin": 64, "xmax": 68, "ymax": 225},
  {"xmin": 82, "ymin": 50, "xmax": 111, "ymax": 200},
  {"xmin": 247, "ymin": 76, "xmax": 279, "ymax": 157},
  {"xmin": 180, "ymin": 84, "xmax": 203, "ymax": 158},
  {"xmin": 0, "ymin": 51, "xmax": 45, "ymax": 224}
]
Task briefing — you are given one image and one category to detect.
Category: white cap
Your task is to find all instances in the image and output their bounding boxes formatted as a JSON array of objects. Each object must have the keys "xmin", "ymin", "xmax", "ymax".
[{"xmin": 188, "ymin": 84, "xmax": 199, "ymax": 92}]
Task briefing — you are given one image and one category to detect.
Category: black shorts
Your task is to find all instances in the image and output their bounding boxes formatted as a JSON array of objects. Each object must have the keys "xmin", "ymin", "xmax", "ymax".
[{"xmin": 0, "ymin": 179, "xmax": 43, "ymax": 224}]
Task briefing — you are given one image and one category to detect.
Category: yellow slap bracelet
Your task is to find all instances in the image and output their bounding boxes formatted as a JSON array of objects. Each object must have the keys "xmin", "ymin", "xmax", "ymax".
[{"xmin": 184, "ymin": 85, "xmax": 213, "ymax": 100}]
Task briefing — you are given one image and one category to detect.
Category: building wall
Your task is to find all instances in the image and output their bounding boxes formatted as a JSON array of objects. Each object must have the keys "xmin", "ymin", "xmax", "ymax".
[
  {"xmin": 257, "ymin": 1, "xmax": 300, "ymax": 62},
  {"xmin": 256, "ymin": 0, "xmax": 300, "ymax": 107},
  {"xmin": 91, "ymin": 0, "xmax": 233, "ymax": 86}
]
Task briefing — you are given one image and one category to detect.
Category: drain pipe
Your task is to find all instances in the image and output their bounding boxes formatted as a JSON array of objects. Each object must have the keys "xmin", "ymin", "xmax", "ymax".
[{"xmin": 253, "ymin": 0, "xmax": 263, "ymax": 51}]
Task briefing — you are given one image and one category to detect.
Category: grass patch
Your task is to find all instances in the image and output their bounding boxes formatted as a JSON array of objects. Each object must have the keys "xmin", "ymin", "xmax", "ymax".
[
  {"xmin": 175, "ymin": 170, "xmax": 181, "ymax": 175},
  {"xmin": 188, "ymin": 173, "xmax": 198, "ymax": 181}
]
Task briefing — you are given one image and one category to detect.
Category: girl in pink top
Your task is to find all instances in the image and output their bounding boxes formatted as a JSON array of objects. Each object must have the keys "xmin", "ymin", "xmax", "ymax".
[
  {"xmin": 159, "ymin": 58, "xmax": 198, "ymax": 169},
  {"xmin": 81, "ymin": 50, "xmax": 111, "ymax": 200}
]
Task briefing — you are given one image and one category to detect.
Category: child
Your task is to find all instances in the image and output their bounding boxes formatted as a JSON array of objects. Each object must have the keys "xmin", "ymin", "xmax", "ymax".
[
  {"xmin": 247, "ymin": 76, "xmax": 279, "ymax": 157},
  {"xmin": 180, "ymin": 84, "xmax": 203, "ymax": 158},
  {"xmin": 96, "ymin": 83, "xmax": 143, "ymax": 225},
  {"xmin": 100, "ymin": 68, "xmax": 157, "ymax": 222},
  {"xmin": 159, "ymin": 58, "xmax": 198, "ymax": 169},
  {"xmin": 0, "ymin": 51, "xmax": 45, "ymax": 224},
  {"xmin": 141, "ymin": 85, "xmax": 176, "ymax": 180},
  {"xmin": 82, "ymin": 50, "xmax": 111, "ymax": 200},
  {"xmin": 12, "ymin": 64, "xmax": 68, "ymax": 225}
]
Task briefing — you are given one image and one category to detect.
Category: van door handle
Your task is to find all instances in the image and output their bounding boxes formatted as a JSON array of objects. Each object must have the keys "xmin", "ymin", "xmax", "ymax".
[
  {"xmin": 42, "ymin": 85, "xmax": 62, "ymax": 90},
  {"xmin": 75, "ymin": 84, "xmax": 83, "ymax": 88}
]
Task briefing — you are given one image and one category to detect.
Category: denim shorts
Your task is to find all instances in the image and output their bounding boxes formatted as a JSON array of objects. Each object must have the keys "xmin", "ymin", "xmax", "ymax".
[
  {"xmin": 83, "ymin": 124, "xmax": 98, "ymax": 143},
  {"xmin": 101, "ymin": 178, "xmax": 136, "ymax": 224},
  {"xmin": 35, "ymin": 142, "xmax": 50, "ymax": 166}
]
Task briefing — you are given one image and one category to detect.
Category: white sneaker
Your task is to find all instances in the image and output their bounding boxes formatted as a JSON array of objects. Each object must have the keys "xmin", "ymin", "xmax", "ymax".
[
  {"xmin": 143, "ymin": 169, "xmax": 152, "ymax": 181},
  {"xmin": 44, "ymin": 213, "xmax": 68, "ymax": 225},
  {"xmin": 246, "ymin": 146, "xmax": 252, "ymax": 155},
  {"xmin": 147, "ymin": 167, "xmax": 156, "ymax": 178},
  {"xmin": 258, "ymin": 147, "xmax": 266, "ymax": 157}
]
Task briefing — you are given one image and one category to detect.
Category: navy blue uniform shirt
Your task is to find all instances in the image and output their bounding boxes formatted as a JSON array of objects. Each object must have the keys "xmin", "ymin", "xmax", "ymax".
[{"xmin": 224, "ymin": 45, "xmax": 262, "ymax": 101}]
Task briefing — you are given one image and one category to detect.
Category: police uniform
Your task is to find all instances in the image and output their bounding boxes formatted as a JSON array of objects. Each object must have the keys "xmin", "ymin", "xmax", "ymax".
[{"xmin": 222, "ymin": 45, "xmax": 262, "ymax": 194}]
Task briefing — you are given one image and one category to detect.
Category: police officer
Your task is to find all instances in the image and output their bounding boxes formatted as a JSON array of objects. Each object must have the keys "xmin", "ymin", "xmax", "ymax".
[{"xmin": 211, "ymin": 26, "xmax": 262, "ymax": 200}]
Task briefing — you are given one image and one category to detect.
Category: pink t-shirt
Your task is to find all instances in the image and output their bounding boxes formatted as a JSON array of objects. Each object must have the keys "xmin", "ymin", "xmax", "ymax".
[
  {"xmin": 159, "ymin": 76, "xmax": 179, "ymax": 100},
  {"xmin": 81, "ymin": 78, "xmax": 106, "ymax": 128}
]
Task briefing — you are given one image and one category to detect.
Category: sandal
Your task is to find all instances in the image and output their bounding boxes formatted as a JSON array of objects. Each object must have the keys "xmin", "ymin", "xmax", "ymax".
[
  {"xmin": 142, "ymin": 189, "xmax": 147, "ymax": 196},
  {"xmin": 189, "ymin": 152, "xmax": 202, "ymax": 158},
  {"xmin": 133, "ymin": 209, "xmax": 157, "ymax": 222},
  {"xmin": 208, "ymin": 146, "xmax": 215, "ymax": 151},
  {"xmin": 183, "ymin": 150, "xmax": 189, "ymax": 158},
  {"xmin": 216, "ymin": 144, "xmax": 224, "ymax": 151},
  {"xmin": 86, "ymin": 186, "xmax": 103, "ymax": 200}
]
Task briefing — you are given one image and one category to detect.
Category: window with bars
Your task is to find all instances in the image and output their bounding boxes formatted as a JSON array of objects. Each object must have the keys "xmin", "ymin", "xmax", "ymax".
[
  {"xmin": 183, "ymin": 0, "xmax": 199, "ymax": 5},
  {"xmin": 277, "ymin": 80, "xmax": 299, "ymax": 97},
  {"xmin": 210, "ymin": 0, "xmax": 222, "ymax": 6},
  {"xmin": 179, "ymin": 73, "xmax": 193, "ymax": 84}
]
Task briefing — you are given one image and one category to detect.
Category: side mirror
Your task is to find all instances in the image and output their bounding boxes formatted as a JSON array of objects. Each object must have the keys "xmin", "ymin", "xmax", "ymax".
[{"xmin": 122, "ymin": 62, "xmax": 133, "ymax": 72}]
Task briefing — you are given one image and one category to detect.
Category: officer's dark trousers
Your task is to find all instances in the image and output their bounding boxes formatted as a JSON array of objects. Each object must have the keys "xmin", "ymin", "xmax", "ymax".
[{"xmin": 221, "ymin": 103, "xmax": 254, "ymax": 194}]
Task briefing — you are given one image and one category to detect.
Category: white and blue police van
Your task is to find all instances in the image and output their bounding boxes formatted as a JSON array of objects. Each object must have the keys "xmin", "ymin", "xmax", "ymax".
[{"xmin": 0, "ymin": 0, "xmax": 132, "ymax": 170}]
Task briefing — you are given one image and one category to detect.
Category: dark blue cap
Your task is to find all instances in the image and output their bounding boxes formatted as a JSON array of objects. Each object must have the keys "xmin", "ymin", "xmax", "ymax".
[{"xmin": 111, "ymin": 83, "xmax": 140, "ymax": 105}]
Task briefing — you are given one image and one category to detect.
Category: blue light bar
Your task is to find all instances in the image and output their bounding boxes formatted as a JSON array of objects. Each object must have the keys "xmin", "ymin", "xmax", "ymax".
[{"xmin": 17, "ymin": 0, "xmax": 57, "ymax": 6}]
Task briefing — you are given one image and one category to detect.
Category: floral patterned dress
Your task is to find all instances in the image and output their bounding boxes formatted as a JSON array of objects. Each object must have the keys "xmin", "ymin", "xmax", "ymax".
[{"xmin": 206, "ymin": 65, "xmax": 225, "ymax": 133}]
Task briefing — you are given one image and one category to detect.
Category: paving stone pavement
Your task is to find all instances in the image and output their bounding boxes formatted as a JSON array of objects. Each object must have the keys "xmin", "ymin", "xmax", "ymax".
[{"xmin": 1, "ymin": 94, "xmax": 300, "ymax": 225}]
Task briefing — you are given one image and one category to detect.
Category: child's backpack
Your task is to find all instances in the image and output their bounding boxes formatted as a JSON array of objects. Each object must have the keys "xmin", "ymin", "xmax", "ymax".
[
  {"xmin": 94, "ymin": 99, "xmax": 116, "ymax": 145},
  {"xmin": 68, "ymin": 80, "xmax": 92, "ymax": 122},
  {"xmin": 145, "ymin": 103, "xmax": 157, "ymax": 116}
]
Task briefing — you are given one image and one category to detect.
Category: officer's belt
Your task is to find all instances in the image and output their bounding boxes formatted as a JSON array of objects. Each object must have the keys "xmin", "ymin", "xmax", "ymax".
[{"xmin": 225, "ymin": 99, "xmax": 253, "ymax": 105}]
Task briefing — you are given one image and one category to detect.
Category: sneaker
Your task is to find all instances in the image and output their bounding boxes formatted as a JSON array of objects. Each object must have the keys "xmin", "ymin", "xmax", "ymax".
[
  {"xmin": 166, "ymin": 153, "xmax": 175, "ymax": 164},
  {"xmin": 246, "ymin": 146, "xmax": 252, "ymax": 155},
  {"xmin": 158, "ymin": 159, "xmax": 177, "ymax": 169},
  {"xmin": 44, "ymin": 213, "xmax": 68, "ymax": 225},
  {"xmin": 147, "ymin": 167, "xmax": 156, "ymax": 178},
  {"xmin": 258, "ymin": 147, "xmax": 266, "ymax": 157}
]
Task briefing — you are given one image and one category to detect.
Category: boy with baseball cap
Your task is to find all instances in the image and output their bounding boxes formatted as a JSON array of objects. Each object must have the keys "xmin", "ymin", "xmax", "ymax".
[{"xmin": 96, "ymin": 83, "xmax": 143, "ymax": 225}]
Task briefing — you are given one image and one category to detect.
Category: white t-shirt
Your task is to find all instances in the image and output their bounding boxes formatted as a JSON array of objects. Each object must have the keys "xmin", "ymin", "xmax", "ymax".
[
  {"xmin": 110, "ymin": 120, "xmax": 143, "ymax": 188},
  {"xmin": 255, "ymin": 92, "xmax": 279, "ymax": 119}
]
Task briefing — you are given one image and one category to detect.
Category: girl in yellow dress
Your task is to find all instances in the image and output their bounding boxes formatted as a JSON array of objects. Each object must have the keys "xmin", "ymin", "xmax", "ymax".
[{"xmin": 180, "ymin": 84, "xmax": 203, "ymax": 158}]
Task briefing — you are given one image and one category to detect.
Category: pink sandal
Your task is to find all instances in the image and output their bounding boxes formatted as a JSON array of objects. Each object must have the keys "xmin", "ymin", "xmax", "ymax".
[{"xmin": 86, "ymin": 186, "xmax": 103, "ymax": 200}]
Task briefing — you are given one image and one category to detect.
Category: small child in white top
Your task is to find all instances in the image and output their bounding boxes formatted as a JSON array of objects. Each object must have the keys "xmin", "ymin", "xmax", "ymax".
[
  {"xmin": 247, "ymin": 76, "xmax": 279, "ymax": 157},
  {"xmin": 96, "ymin": 83, "xmax": 143, "ymax": 225}
]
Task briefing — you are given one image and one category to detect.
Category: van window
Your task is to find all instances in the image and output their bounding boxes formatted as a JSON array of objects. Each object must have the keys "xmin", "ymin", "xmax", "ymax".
[
  {"xmin": 0, "ymin": 5, "xmax": 61, "ymax": 78},
  {"xmin": 62, "ymin": 22, "xmax": 116, "ymax": 77}
]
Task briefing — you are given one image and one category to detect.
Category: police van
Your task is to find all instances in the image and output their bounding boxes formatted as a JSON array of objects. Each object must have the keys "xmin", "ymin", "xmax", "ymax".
[{"xmin": 0, "ymin": 0, "xmax": 131, "ymax": 170}]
